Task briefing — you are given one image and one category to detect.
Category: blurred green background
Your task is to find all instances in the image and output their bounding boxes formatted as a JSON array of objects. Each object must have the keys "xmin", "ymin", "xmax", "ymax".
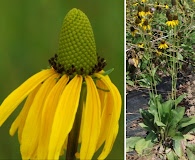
[{"xmin": 0, "ymin": 0, "xmax": 124, "ymax": 159}]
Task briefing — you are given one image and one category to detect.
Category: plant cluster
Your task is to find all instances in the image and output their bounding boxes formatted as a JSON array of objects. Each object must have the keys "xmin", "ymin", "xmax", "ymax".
[
  {"xmin": 126, "ymin": 0, "xmax": 195, "ymax": 89},
  {"xmin": 126, "ymin": 0, "xmax": 195, "ymax": 159}
]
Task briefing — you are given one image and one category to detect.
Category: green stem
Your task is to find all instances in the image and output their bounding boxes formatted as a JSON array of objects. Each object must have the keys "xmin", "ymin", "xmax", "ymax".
[{"xmin": 66, "ymin": 83, "xmax": 86, "ymax": 160}]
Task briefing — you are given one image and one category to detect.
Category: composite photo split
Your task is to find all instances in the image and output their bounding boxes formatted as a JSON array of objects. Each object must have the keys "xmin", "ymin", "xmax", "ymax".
[{"xmin": 0, "ymin": 0, "xmax": 195, "ymax": 160}]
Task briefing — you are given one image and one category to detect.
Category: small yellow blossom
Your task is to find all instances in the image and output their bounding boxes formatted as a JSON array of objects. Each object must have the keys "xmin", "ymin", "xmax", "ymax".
[
  {"xmin": 130, "ymin": 26, "xmax": 138, "ymax": 37},
  {"xmin": 138, "ymin": 6, "xmax": 145, "ymax": 17},
  {"xmin": 144, "ymin": 6, "xmax": 152, "ymax": 16},
  {"xmin": 166, "ymin": 14, "xmax": 178, "ymax": 28},
  {"xmin": 173, "ymin": 15, "xmax": 179, "ymax": 26},
  {"xmin": 156, "ymin": 49, "xmax": 162, "ymax": 56},
  {"xmin": 141, "ymin": 19, "xmax": 151, "ymax": 31},
  {"xmin": 166, "ymin": 20, "xmax": 176, "ymax": 28},
  {"xmin": 158, "ymin": 40, "xmax": 168, "ymax": 49},
  {"xmin": 138, "ymin": 43, "xmax": 144, "ymax": 49},
  {"xmin": 164, "ymin": 4, "xmax": 169, "ymax": 9}
]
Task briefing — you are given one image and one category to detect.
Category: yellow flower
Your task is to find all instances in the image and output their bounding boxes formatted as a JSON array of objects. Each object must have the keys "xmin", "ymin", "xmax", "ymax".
[
  {"xmin": 141, "ymin": 19, "xmax": 151, "ymax": 31},
  {"xmin": 166, "ymin": 14, "xmax": 178, "ymax": 28},
  {"xmin": 144, "ymin": 6, "xmax": 152, "ymax": 16},
  {"xmin": 156, "ymin": 49, "xmax": 162, "ymax": 56},
  {"xmin": 166, "ymin": 20, "xmax": 176, "ymax": 28},
  {"xmin": 164, "ymin": 4, "xmax": 169, "ymax": 9},
  {"xmin": 138, "ymin": 6, "xmax": 145, "ymax": 17},
  {"xmin": 130, "ymin": 26, "xmax": 138, "ymax": 36},
  {"xmin": 158, "ymin": 40, "xmax": 168, "ymax": 49},
  {"xmin": 132, "ymin": 57, "xmax": 139, "ymax": 68},
  {"xmin": 138, "ymin": 43, "xmax": 144, "ymax": 49},
  {"xmin": 0, "ymin": 8, "xmax": 121, "ymax": 160},
  {"xmin": 173, "ymin": 15, "xmax": 179, "ymax": 26}
]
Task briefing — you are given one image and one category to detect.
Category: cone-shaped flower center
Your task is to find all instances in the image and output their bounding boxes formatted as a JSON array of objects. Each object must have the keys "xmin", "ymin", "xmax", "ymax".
[{"xmin": 57, "ymin": 8, "xmax": 97, "ymax": 75}]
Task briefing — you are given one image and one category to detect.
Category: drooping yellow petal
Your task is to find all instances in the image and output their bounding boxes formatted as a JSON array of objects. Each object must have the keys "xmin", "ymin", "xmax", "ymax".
[
  {"xmin": 0, "ymin": 69, "xmax": 55, "ymax": 126},
  {"xmin": 94, "ymin": 72, "xmax": 122, "ymax": 159},
  {"xmin": 20, "ymin": 73, "xmax": 59, "ymax": 159},
  {"xmin": 98, "ymin": 124, "xmax": 119, "ymax": 160},
  {"xmin": 9, "ymin": 84, "xmax": 41, "ymax": 142},
  {"xmin": 37, "ymin": 75, "xmax": 69, "ymax": 159},
  {"xmin": 48, "ymin": 75, "xmax": 82, "ymax": 159},
  {"xmin": 80, "ymin": 76, "xmax": 101, "ymax": 159}
]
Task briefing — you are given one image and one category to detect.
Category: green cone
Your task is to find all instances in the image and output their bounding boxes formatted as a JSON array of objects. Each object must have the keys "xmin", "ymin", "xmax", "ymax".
[{"xmin": 57, "ymin": 8, "xmax": 97, "ymax": 75}]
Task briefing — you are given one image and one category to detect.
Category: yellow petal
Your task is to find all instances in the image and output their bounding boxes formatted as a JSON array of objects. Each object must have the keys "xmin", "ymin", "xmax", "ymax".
[
  {"xmin": 0, "ymin": 69, "xmax": 55, "ymax": 126},
  {"xmin": 37, "ymin": 75, "xmax": 69, "ymax": 159},
  {"xmin": 9, "ymin": 84, "xmax": 41, "ymax": 141},
  {"xmin": 48, "ymin": 75, "xmax": 82, "ymax": 159},
  {"xmin": 20, "ymin": 73, "xmax": 59, "ymax": 159},
  {"xmin": 94, "ymin": 72, "xmax": 122, "ymax": 159},
  {"xmin": 98, "ymin": 124, "xmax": 119, "ymax": 160},
  {"xmin": 80, "ymin": 76, "xmax": 101, "ymax": 159}
]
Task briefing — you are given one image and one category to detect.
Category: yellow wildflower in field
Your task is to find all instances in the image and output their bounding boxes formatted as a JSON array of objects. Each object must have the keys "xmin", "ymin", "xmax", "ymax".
[
  {"xmin": 130, "ymin": 26, "xmax": 138, "ymax": 36},
  {"xmin": 158, "ymin": 40, "xmax": 168, "ymax": 49},
  {"xmin": 141, "ymin": 0, "xmax": 147, "ymax": 3},
  {"xmin": 0, "ymin": 8, "xmax": 121, "ymax": 160},
  {"xmin": 141, "ymin": 19, "xmax": 151, "ymax": 31},
  {"xmin": 156, "ymin": 49, "xmax": 162, "ymax": 56},
  {"xmin": 138, "ymin": 6, "xmax": 145, "ymax": 17},
  {"xmin": 166, "ymin": 14, "xmax": 178, "ymax": 28},
  {"xmin": 173, "ymin": 15, "xmax": 179, "ymax": 26}
]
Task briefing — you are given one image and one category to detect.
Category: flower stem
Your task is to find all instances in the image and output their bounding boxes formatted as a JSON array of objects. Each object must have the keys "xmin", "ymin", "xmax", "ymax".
[{"xmin": 66, "ymin": 83, "xmax": 86, "ymax": 160}]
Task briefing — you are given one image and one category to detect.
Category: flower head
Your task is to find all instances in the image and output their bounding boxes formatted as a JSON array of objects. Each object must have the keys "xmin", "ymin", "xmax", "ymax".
[
  {"xmin": 158, "ymin": 40, "xmax": 168, "ymax": 49},
  {"xmin": 141, "ymin": 19, "xmax": 151, "ymax": 31},
  {"xmin": 130, "ymin": 26, "xmax": 138, "ymax": 36},
  {"xmin": 138, "ymin": 6, "xmax": 145, "ymax": 17},
  {"xmin": 0, "ymin": 8, "xmax": 121, "ymax": 160},
  {"xmin": 166, "ymin": 14, "xmax": 178, "ymax": 28}
]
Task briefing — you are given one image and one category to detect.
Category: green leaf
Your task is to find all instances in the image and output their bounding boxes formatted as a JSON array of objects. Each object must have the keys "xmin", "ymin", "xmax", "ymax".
[
  {"xmin": 146, "ymin": 132, "xmax": 158, "ymax": 142},
  {"xmin": 140, "ymin": 109, "xmax": 157, "ymax": 132},
  {"xmin": 162, "ymin": 99, "xmax": 173, "ymax": 114},
  {"xmin": 174, "ymin": 94, "xmax": 186, "ymax": 107},
  {"xmin": 173, "ymin": 139, "xmax": 183, "ymax": 157},
  {"xmin": 180, "ymin": 124, "xmax": 195, "ymax": 134},
  {"xmin": 176, "ymin": 52, "xmax": 183, "ymax": 61},
  {"xmin": 172, "ymin": 132, "xmax": 184, "ymax": 140},
  {"xmin": 187, "ymin": 143, "xmax": 195, "ymax": 153},
  {"xmin": 186, "ymin": 148, "xmax": 195, "ymax": 160},
  {"xmin": 135, "ymin": 138, "xmax": 153, "ymax": 155},
  {"xmin": 167, "ymin": 107, "xmax": 185, "ymax": 137},
  {"xmin": 151, "ymin": 66, "xmax": 158, "ymax": 77},
  {"xmin": 155, "ymin": 120, "xmax": 166, "ymax": 127},
  {"xmin": 126, "ymin": 136, "xmax": 143, "ymax": 151},
  {"xmin": 170, "ymin": 107, "xmax": 185, "ymax": 125},
  {"xmin": 139, "ymin": 123, "xmax": 150, "ymax": 131},
  {"xmin": 102, "ymin": 68, "xmax": 114, "ymax": 76},
  {"xmin": 166, "ymin": 150, "xmax": 178, "ymax": 160},
  {"xmin": 178, "ymin": 116, "xmax": 195, "ymax": 128},
  {"xmin": 126, "ymin": 80, "xmax": 134, "ymax": 86}
]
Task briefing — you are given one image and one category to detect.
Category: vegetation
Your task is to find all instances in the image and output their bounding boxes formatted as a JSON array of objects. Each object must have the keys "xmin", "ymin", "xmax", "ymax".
[{"xmin": 126, "ymin": 0, "xmax": 195, "ymax": 159}]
